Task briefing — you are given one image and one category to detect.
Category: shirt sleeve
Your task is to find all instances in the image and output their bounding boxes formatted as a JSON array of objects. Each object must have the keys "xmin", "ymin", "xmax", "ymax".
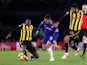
[
  {"xmin": 58, "ymin": 11, "xmax": 69, "ymax": 23},
  {"xmin": 10, "ymin": 24, "xmax": 22, "ymax": 34},
  {"xmin": 18, "ymin": 23, "xmax": 23, "ymax": 28},
  {"xmin": 37, "ymin": 21, "xmax": 44, "ymax": 32}
]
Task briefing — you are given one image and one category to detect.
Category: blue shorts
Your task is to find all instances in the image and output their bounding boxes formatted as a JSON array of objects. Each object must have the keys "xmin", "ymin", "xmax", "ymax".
[{"xmin": 42, "ymin": 36, "xmax": 59, "ymax": 44}]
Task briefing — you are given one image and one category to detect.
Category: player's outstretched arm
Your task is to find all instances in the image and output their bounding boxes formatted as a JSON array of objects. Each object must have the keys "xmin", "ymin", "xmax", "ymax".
[
  {"xmin": 6, "ymin": 25, "xmax": 22, "ymax": 39},
  {"xmin": 6, "ymin": 32, "xmax": 11, "ymax": 39},
  {"xmin": 52, "ymin": 22, "xmax": 60, "ymax": 28},
  {"xmin": 52, "ymin": 11, "xmax": 69, "ymax": 28},
  {"xmin": 36, "ymin": 21, "xmax": 44, "ymax": 35}
]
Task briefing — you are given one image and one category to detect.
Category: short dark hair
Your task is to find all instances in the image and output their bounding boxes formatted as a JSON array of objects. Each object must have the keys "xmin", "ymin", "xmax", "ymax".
[
  {"xmin": 71, "ymin": 3, "xmax": 78, "ymax": 8},
  {"xmin": 44, "ymin": 14, "xmax": 51, "ymax": 19},
  {"xmin": 26, "ymin": 18, "xmax": 30, "ymax": 21}
]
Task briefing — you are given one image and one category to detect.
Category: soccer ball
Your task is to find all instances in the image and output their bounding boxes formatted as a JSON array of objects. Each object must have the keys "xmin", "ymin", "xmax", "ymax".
[{"xmin": 18, "ymin": 53, "xmax": 28, "ymax": 61}]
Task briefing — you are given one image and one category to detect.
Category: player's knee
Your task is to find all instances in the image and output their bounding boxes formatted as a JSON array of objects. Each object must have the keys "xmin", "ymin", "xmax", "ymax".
[
  {"xmin": 82, "ymin": 36, "xmax": 87, "ymax": 43},
  {"xmin": 46, "ymin": 45, "xmax": 50, "ymax": 49},
  {"xmin": 64, "ymin": 35, "xmax": 70, "ymax": 43},
  {"xmin": 46, "ymin": 41, "xmax": 52, "ymax": 49},
  {"xmin": 82, "ymin": 40, "xmax": 87, "ymax": 44}
]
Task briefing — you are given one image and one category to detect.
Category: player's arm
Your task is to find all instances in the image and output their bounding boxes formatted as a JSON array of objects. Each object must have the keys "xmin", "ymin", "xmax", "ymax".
[
  {"xmin": 6, "ymin": 24, "xmax": 22, "ymax": 39},
  {"xmin": 53, "ymin": 11, "xmax": 69, "ymax": 28},
  {"xmin": 36, "ymin": 21, "xmax": 44, "ymax": 34}
]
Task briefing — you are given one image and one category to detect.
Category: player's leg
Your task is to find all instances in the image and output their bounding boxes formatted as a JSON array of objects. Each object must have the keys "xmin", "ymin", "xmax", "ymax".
[
  {"xmin": 69, "ymin": 35, "xmax": 78, "ymax": 51},
  {"xmin": 53, "ymin": 32, "xmax": 59, "ymax": 48},
  {"xmin": 29, "ymin": 51, "xmax": 39, "ymax": 60},
  {"xmin": 74, "ymin": 38, "xmax": 80, "ymax": 56},
  {"xmin": 69, "ymin": 39, "xmax": 80, "ymax": 56},
  {"xmin": 42, "ymin": 39, "xmax": 47, "ymax": 51},
  {"xmin": 23, "ymin": 49, "xmax": 27, "ymax": 56},
  {"xmin": 64, "ymin": 35, "xmax": 70, "ymax": 53},
  {"xmin": 26, "ymin": 41, "xmax": 39, "ymax": 60},
  {"xmin": 80, "ymin": 36, "xmax": 87, "ymax": 58},
  {"xmin": 53, "ymin": 40, "xmax": 59, "ymax": 50},
  {"xmin": 69, "ymin": 40, "xmax": 77, "ymax": 50},
  {"xmin": 42, "ymin": 44, "xmax": 46, "ymax": 50},
  {"xmin": 30, "ymin": 43, "xmax": 39, "ymax": 59},
  {"xmin": 46, "ymin": 41, "xmax": 54, "ymax": 61},
  {"xmin": 19, "ymin": 42, "xmax": 28, "ymax": 61},
  {"xmin": 61, "ymin": 35, "xmax": 70, "ymax": 59},
  {"xmin": 20, "ymin": 42, "xmax": 27, "ymax": 56}
]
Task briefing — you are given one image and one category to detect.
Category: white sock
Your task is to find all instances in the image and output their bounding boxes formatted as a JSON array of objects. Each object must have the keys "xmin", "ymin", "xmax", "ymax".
[{"xmin": 47, "ymin": 45, "xmax": 54, "ymax": 58}]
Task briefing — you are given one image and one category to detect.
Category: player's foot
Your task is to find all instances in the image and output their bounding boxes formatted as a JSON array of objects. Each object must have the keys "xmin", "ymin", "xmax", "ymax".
[
  {"xmin": 80, "ymin": 54, "xmax": 85, "ymax": 58},
  {"xmin": 29, "ymin": 55, "xmax": 33, "ymax": 60},
  {"xmin": 75, "ymin": 52, "xmax": 78, "ymax": 56},
  {"xmin": 25, "ymin": 57, "xmax": 29, "ymax": 61},
  {"xmin": 75, "ymin": 47, "xmax": 80, "ymax": 56},
  {"xmin": 61, "ymin": 53, "xmax": 69, "ymax": 59},
  {"xmin": 49, "ymin": 58, "xmax": 54, "ymax": 61},
  {"xmin": 54, "ymin": 44, "xmax": 59, "ymax": 48}
]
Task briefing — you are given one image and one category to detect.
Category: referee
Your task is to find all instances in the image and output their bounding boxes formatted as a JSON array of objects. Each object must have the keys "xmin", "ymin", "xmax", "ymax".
[
  {"xmin": 80, "ymin": 4, "xmax": 87, "ymax": 58},
  {"xmin": 53, "ymin": 3, "xmax": 83, "ymax": 59},
  {"xmin": 6, "ymin": 18, "xmax": 39, "ymax": 60}
]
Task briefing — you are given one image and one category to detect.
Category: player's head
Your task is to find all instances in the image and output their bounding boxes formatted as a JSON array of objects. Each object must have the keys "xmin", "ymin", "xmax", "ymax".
[
  {"xmin": 44, "ymin": 14, "xmax": 51, "ymax": 24},
  {"xmin": 82, "ymin": 4, "xmax": 87, "ymax": 12},
  {"xmin": 25, "ymin": 18, "xmax": 31, "ymax": 25},
  {"xmin": 71, "ymin": 3, "xmax": 79, "ymax": 13}
]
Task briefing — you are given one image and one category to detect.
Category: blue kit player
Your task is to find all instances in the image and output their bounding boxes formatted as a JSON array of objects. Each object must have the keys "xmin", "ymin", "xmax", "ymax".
[{"xmin": 36, "ymin": 15, "xmax": 59, "ymax": 61}]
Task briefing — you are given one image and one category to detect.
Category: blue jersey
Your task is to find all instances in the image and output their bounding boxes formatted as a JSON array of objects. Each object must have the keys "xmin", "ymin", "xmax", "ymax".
[{"xmin": 37, "ymin": 20, "xmax": 59, "ymax": 44}]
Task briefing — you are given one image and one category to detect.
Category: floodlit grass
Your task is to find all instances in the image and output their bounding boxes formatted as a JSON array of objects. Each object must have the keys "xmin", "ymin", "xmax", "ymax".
[{"xmin": 0, "ymin": 50, "xmax": 87, "ymax": 65}]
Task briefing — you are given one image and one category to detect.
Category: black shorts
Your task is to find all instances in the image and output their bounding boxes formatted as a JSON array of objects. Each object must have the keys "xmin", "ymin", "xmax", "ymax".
[
  {"xmin": 21, "ymin": 41, "xmax": 36, "ymax": 54},
  {"xmin": 67, "ymin": 30, "xmax": 80, "ymax": 40},
  {"xmin": 80, "ymin": 29, "xmax": 87, "ymax": 37}
]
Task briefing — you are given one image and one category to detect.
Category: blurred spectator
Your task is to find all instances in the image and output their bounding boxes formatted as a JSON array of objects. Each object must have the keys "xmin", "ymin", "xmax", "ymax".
[{"xmin": 36, "ymin": 37, "xmax": 43, "ymax": 49}]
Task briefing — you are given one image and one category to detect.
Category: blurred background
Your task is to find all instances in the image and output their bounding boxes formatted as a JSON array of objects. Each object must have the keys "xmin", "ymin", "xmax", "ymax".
[{"xmin": 0, "ymin": 0, "xmax": 87, "ymax": 42}]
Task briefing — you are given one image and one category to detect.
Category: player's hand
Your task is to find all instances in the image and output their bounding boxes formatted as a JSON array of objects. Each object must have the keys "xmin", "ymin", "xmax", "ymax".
[
  {"xmin": 52, "ymin": 22, "xmax": 59, "ymax": 28},
  {"xmin": 6, "ymin": 33, "xmax": 11, "ymax": 39},
  {"xmin": 70, "ymin": 31, "xmax": 74, "ymax": 35},
  {"xmin": 36, "ymin": 31, "xmax": 39, "ymax": 35}
]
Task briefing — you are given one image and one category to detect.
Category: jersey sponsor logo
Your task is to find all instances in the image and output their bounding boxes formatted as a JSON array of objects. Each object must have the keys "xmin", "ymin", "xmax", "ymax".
[
  {"xmin": 44, "ymin": 24, "xmax": 53, "ymax": 31},
  {"xmin": 46, "ymin": 27, "xmax": 52, "ymax": 31},
  {"xmin": 55, "ymin": 29, "xmax": 59, "ymax": 32},
  {"xmin": 49, "ymin": 36, "xmax": 53, "ymax": 40}
]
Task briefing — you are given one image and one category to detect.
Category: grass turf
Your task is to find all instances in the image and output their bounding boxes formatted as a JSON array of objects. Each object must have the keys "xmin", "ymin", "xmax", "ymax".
[{"xmin": 0, "ymin": 50, "xmax": 87, "ymax": 65}]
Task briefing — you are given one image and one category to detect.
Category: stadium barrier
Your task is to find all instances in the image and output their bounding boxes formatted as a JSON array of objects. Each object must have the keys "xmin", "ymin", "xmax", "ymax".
[
  {"xmin": 0, "ymin": 41, "xmax": 84, "ymax": 51},
  {"xmin": 0, "ymin": 42, "xmax": 16, "ymax": 50},
  {"xmin": 57, "ymin": 42, "xmax": 65, "ymax": 50},
  {"xmin": 0, "ymin": 41, "xmax": 65, "ymax": 50}
]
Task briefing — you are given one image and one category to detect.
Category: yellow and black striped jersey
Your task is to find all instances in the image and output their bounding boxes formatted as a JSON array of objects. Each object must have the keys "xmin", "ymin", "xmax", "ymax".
[
  {"xmin": 58, "ymin": 10, "xmax": 83, "ymax": 31},
  {"xmin": 69, "ymin": 10, "xmax": 83, "ymax": 31},
  {"xmin": 19, "ymin": 23, "xmax": 33, "ymax": 43}
]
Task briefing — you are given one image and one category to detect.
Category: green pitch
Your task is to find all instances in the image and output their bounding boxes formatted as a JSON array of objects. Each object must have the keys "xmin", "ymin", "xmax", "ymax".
[{"xmin": 0, "ymin": 50, "xmax": 87, "ymax": 65}]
